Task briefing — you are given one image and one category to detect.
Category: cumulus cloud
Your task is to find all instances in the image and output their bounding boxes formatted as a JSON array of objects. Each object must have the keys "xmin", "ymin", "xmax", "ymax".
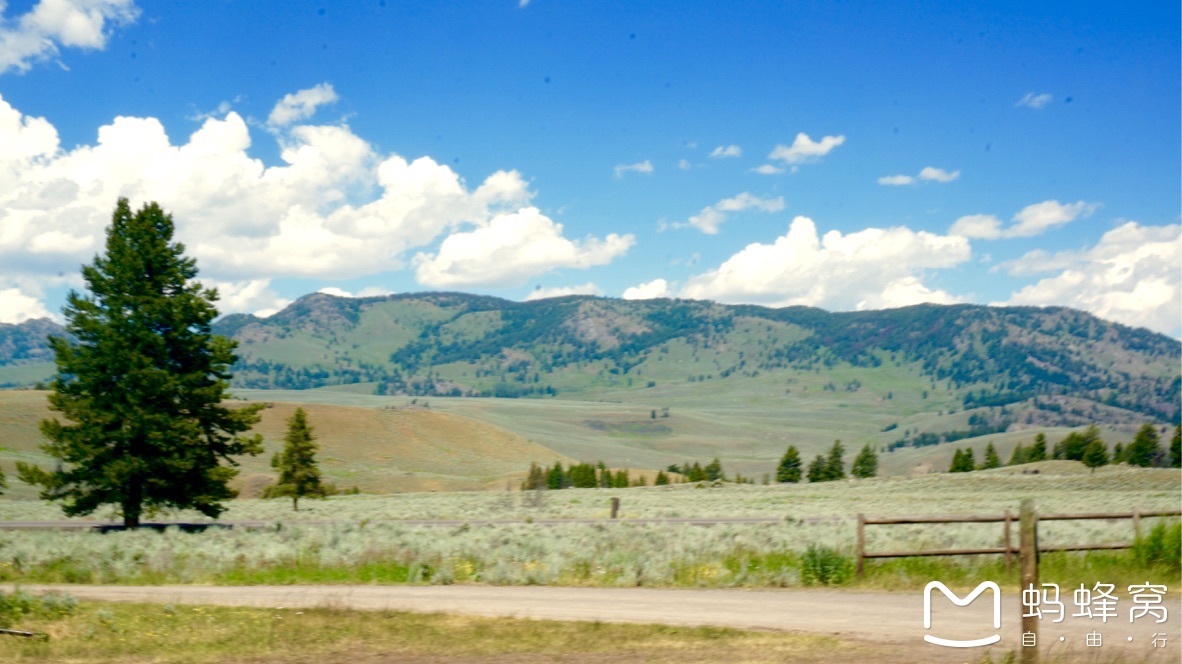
[
  {"xmin": 413, "ymin": 207, "xmax": 634, "ymax": 288},
  {"xmin": 201, "ymin": 278, "xmax": 291, "ymax": 318},
  {"xmin": 677, "ymin": 159, "xmax": 692, "ymax": 171},
  {"xmin": 767, "ymin": 133, "xmax": 845, "ymax": 167},
  {"xmin": 997, "ymin": 222, "xmax": 1181, "ymax": 335},
  {"xmin": 879, "ymin": 167, "xmax": 959, "ymax": 186},
  {"xmin": 613, "ymin": 160, "xmax": 653, "ymax": 178},
  {"xmin": 679, "ymin": 216, "xmax": 968, "ymax": 310},
  {"xmin": 622, "ymin": 278, "xmax": 671, "ymax": 300},
  {"xmin": 1016, "ymin": 92, "xmax": 1053, "ymax": 109},
  {"xmin": 0, "ymin": 287, "xmax": 54, "ymax": 323},
  {"xmin": 267, "ymin": 83, "xmax": 339, "ymax": 128},
  {"xmin": 0, "ymin": 0, "xmax": 139, "ymax": 74},
  {"xmin": 950, "ymin": 200, "xmax": 1097, "ymax": 239},
  {"xmin": 678, "ymin": 192, "xmax": 784, "ymax": 235},
  {"xmin": 0, "ymin": 89, "xmax": 634, "ymax": 321},
  {"xmin": 524, "ymin": 283, "xmax": 603, "ymax": 301},
  {"xmin": 709, "ymin": 144, "xmax": 741, "ymax": 158}
]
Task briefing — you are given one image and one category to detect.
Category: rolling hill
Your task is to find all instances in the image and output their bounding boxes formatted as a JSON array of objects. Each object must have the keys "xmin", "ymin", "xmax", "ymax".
[
  {"xmin": 1, "ymin": 293, "xmax": 1178, "ymax": 482},
  {"xmin": 0, "ymin": 390, "xmax": 565, "ymax": 498}
]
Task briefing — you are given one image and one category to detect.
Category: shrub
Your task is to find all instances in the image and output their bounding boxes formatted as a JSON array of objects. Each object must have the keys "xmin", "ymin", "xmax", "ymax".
[
  {"xmin": 800, "ymin": 544, "xmax": 852, "ymax": 586},
  {"xmin": 1133, "ymin": 521, "xmax": 1181, "ymax": 568},
  {"xmin": 0, "ymin": 590, "xmax": 78, "ymax": 628}
]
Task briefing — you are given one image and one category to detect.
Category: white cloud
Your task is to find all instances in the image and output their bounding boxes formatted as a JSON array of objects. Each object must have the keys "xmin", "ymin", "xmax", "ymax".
[
  {"xmin": 948, "ymin": 214, "xmax": 1003, "ymax": 240},
  {"xmin": 918, "ymin": 167, "xmax": 959, "ymax": 183},
  {"xmin": 709, "ymin": 144, "xmax": 741, "ymax": 158},
  {"xmin": 949, "ymin": 200, "xmax": 1097, "ymax": 240},
  {"xmin": 316, "ymin": 285, "xmax": 394, "ymax": 299},
  {"xmin": 677, "ymin": 159, "xmax": 692, "ymax": 171},
  {"xmin": 679, "ymin": 216, "xmax": 969, "ymax": 310},
  {"xmin": 1016, "ymin": 92, "xmax": 1053, "ymax": 109},
  {"xmin": 680, "ymin": 192, "xmax": 784, "ymax": 235},
  {"xmin": 613, "ymin": 160, "xmax": 653, "ymax": 178},
  {"xmin": 202, "ymin": 279, "xmax": 290, "ymax": 318},
  {"xmin": 525, "ymin": 283, "xmax": 602, "ymax": 301},
  {"xmin": 0, "ymin": 0, "xmax": 139, "ymax": 74},
  {"xmin": 622, "ymin": 278, "xmax": 671, "ymax": 300},
  {"xmin": 751, "ymin": 164, "xmax": 785, "ymax": 175},
  {"xmin": 997, "ymin": 222, "xmax": 1181, "ymax": 335},
  {"xmin": 267, "ymin": 83, "xmax": 339, "ymax": 128},
  {"xmin": 413, "ymin": 207, "xmax": 634, "ymax": 288},
  {"xmin": 877, "ymin": 174, "xmax": 915, "ymax": 186},
  {"xmin": 0, "ymin": 287, "xmax": 53, "ymax": 323},
  {"xmin": 0, "ymin": 89, "xmax": 639, "ymax": 322},
  {"xmin": 1009, "ymin": 200, "xmax": 1097, "ymax": 237},
  {"xmin": 768, "ymin": 133, "xmax": 845, "ymax": 166},
  {"xmin": 879, "ymin": 167, "xmax": 959, "ymax": 186}
]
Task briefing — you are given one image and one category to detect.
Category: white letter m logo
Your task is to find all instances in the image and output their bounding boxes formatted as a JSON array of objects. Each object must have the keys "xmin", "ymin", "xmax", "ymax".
[{"xmin": 923, "ymin": 581, "xmax": 1001, "ymax": 648}]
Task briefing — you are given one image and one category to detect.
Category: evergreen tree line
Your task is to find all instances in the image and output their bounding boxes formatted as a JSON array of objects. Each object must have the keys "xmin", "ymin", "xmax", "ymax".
[
  {"xmin": 949, "ymin": 423, "xmax": 1181, "ymax": 473},
  {"xmin": 522, "ymin": 461, "xmax": 657, "ymax": 490},
  {"xmin": 775, "ymin": 441, "xmax": 878, "ymax": 483}
]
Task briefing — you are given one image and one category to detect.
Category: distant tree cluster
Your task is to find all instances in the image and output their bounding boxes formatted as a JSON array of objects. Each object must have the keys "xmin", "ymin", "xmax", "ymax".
[
  {"xmin": 787, "ymin": 441, "xmax": 877, "ymax": 483},
  {"xmin": 522, "ymin": 461, "xmax": 652, "ymax": 490},
  {"xmin": 948, "ymin": 422, "xmax": 1180, "ymax": 474}
]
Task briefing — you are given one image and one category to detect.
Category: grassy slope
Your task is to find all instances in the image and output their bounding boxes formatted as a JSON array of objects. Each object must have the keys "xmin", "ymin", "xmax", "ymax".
[{"xmin": 0, "ymin": 391, "xmax": 566, "ymax": 498}]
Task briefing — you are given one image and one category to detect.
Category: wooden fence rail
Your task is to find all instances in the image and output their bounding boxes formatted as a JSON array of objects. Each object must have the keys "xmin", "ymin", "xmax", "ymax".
[{"xmin": 855, "ymin": 508, "xmax": 1181, "ymax": 577}]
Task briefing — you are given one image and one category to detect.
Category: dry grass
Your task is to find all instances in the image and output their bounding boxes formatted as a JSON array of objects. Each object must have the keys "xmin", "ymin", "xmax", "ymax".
[{"xmin": 0, "ymin": 600, "xmax": 885, "ymax": 664}]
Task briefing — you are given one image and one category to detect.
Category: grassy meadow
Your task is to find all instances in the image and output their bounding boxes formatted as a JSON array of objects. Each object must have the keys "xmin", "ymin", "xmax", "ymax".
[{"xmin": 0, "ymin": 464, "xmax": 1176, "ymax": 592}]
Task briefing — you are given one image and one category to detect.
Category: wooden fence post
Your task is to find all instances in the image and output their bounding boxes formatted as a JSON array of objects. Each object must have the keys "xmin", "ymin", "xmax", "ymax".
[
  {"xmin": 1020, "ymin": 499, "xmax": 1038, "ymax": 664},
  {"xmin": 610, "ymin": 497, "xmax": 620, "ymax": 519},
  {"xmin": 856, "ymin": 513, "xmax": 865, "ymax": 577},
  {"xmin": 1133, "ymin": 508, "xmax": 1141, "ymax": 542},
  {"xmin": 1004, "ymin": 509, "xmax": 1012, "ymax": 571}
]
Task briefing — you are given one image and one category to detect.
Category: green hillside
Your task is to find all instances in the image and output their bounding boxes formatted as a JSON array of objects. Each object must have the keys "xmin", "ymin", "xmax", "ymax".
[{"xmin": 2, "ymin": 293, "xmax": 1178, "ymax": 481}]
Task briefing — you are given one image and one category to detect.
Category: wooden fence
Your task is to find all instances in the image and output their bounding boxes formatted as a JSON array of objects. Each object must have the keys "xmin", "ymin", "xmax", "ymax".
[{"xmin": 855, "ymin": 507, "xmax": 1181, "ymax": 577}]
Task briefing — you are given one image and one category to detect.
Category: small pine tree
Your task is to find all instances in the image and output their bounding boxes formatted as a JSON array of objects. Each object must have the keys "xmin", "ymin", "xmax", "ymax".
[
  {"xmin": 824, "ymin": 440, "xmax": 846, "ymax": 480},
  {"xmin": 612, "ymin": 469, "xmax": 630, "ymax": 488},
  {"xmin": 1170, "ymin": 425, "xmax": 1181, "ymax": 469},
  {"xmin": 1081, "ymin": 439, "xmax": 1109, "ymax": 472},
  {"xmin": 687, "ymin": 462, "xmax": 705, "ymax": 482},
  {"xmin": 950, "ymin": 448, "xmax": 975, "ymax": 473},
  {"xmin": 806, "ymin": 455, "xmax": 828, "ymax": 483},
  {"xmin": 1028, "ymin": 434, "xmax": 1047, "ymax": 462},
  {"xmin": 1112, "ymin": 442, "xmax": 1125, "ymax": 464},
  {"xmin": 776, "ymin": 445, "xmax": 802, "ymax": 483},
  {"xmin": 655, "ymin": 470, "xmax": 670, "ymax": 486},
  {"xmin": 547, "ymin": 462, "xmax": 564, "ymax": 490},
  {"xmin": 851, "ymin": 444, "xmax": 878, "ymax": 479},
  {"xmin": 981, "ymin": 443, "xmax": 1001, "ymax": 470},
  {"xmin": 266, "ymin": 407, "xmax": 325, "ymax": 511},
  {"xmin": 1008, "ymin": 443, "xmax": 1027, "ymax": 466},
  {"xmin": 704, "ymin": 457, "xmax": 723, "ymax": 481},
  {"xmin": 1126, "ymin": 423, "xmax": 1161, "ymax": 467}
]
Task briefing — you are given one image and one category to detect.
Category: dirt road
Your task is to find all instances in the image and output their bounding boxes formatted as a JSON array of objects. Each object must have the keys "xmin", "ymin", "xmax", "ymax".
[{"xmin": 8, "ymin": 583, "xmax": 1178, "ymax": 662}]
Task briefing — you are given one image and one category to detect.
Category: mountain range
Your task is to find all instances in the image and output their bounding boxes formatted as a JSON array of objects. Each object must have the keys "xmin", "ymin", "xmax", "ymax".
[{"xmin": 2, "ymin": 293, "xmax": 1178, "ymax": 432}]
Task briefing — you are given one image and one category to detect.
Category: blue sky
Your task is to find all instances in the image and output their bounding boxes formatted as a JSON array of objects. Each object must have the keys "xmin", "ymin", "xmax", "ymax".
[{"xmin": 0, "ymin": 0, "xmax": 1178, "ymax": 335}]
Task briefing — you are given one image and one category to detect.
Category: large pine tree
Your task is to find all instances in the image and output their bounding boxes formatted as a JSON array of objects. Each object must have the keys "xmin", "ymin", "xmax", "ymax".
[
  {"xmin": 265, "ymin": 407, "xmax": 326, "ymax": 510},
  {"xmin": 17, "ymin": 199, "xmax": 263, "ymax": 527}
]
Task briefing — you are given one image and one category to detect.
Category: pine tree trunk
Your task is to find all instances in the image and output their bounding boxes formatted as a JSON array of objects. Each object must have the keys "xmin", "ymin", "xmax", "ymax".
[
  {"xmin": 123, "ymin": 479, "xmax": 143, "ymax": 528},
  {"xmin": 293, "ymin": 495, "xmax": 299, "ymax": 511}
]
